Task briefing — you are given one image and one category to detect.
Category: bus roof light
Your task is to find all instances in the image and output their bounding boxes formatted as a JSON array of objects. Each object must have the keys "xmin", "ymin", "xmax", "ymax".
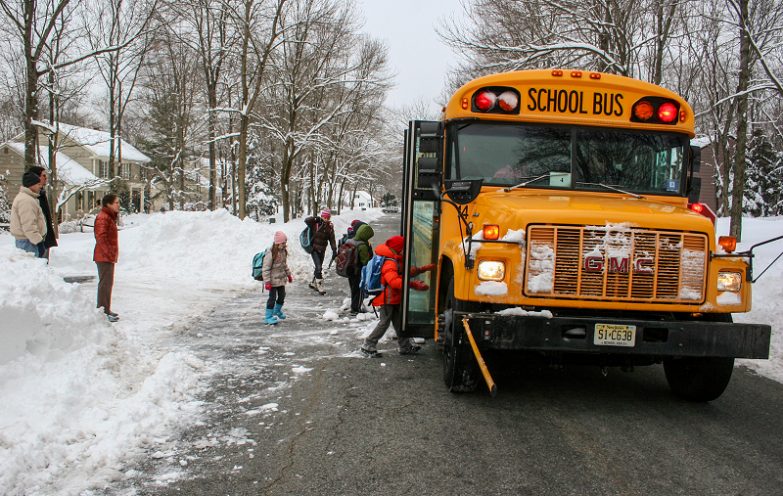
[
  {"xmin": 658, "ymin": 102, "xmax": 678, "ymax": 123},
  {"xmin": 570, "ymin": 71, "xmax": 583, "ymax": 78},
  {"xmin": 497, "ymin": 91, "xmax": 519, "ymax": 112},
  {"xmin": 461, "ymin": 97, "xmax": 469, "ymax": 110},
  {"xmin": 679, "ymin": 109, "xmax": 687, "ymax": 122},
  {"xmin": 552, "ymin": 70, "xmax": 563, "ymax": 77},
  {"xmin": 474, "ymin": 90, "xmax": 496, "ymax": 112},
  {"xmin": 589, "ymin": 72, "xmax": 601, "ymax": 80},
  {"xmin": 633, "ymin": 100, "xmax": 654, "ymax": 121}
]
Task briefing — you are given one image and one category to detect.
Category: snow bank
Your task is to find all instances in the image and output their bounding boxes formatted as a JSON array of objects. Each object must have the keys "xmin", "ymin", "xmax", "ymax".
[
  {"xmin": 0, "ymin": 248, "xmax": 204, "ymax": 495},
  {"xmin": 0, "ymin": 207, "xmax": 379, "ymax": 495},
  {"xmin": 725, "ymin": 217, "xmax": 783, "ymax": 382}
]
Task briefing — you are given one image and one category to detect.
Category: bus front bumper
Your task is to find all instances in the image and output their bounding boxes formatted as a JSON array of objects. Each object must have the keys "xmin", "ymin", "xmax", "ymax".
[{"xmin": 460, "ymin": 313, "xmax": 771, "ymax": 359}]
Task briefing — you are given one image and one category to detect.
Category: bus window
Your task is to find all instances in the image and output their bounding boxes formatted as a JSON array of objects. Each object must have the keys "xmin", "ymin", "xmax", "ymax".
[
  {"xmin": 451, "ymin": 123, "xmax": 570, "ymax": 186},
  {"xmin": 451, "ymin": 122, "xmax": 688, "ymax": 195},
  {"xmin": 573, "ymin": 130, "xmax": 687, "ymax": 194}
]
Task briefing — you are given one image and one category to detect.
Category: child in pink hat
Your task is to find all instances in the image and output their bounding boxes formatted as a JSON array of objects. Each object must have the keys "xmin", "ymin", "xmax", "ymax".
[{"xmin": 262, "ymin": 230, "xmax": 293, "ymax": 324}]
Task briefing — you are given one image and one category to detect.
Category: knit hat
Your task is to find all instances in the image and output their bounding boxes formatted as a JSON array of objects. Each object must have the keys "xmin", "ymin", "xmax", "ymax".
[
  {"xmin": 22, "ymin": 171, "xmax": 40, "ymax": 188},
  {"xmin": 386, "ymin": 235, "xmax": 404, "ymax": 254},
  {"xmin": 320, "ymin": 209, "xmax": 331, "ymax": 220},
  {"xmin": 274, "ymin": 231, "xmax": 287, "ymax": 244},
  {"xmin": 351, "ymin": 219, "xmax": 365, "ymax": 230}
]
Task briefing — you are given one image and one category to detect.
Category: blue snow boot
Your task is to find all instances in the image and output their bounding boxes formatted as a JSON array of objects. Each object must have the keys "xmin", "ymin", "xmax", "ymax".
[
  {"xmin": 273, "ymin": 303, "xmax": 286, "ymax": 320},
  {"xmin": 264, "ymin": 308, "xmax": 279, "ymax": 325}
]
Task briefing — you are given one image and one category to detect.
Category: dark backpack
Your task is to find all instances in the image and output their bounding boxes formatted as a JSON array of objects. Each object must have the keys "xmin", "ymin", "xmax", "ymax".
[
  {"xmin": 360, "ymin": 254, "xmax": 390, "ymax": 296},
  {"xmin": 335, "ymin": 239, "xmax": 365, "ymax": 277},
  {"xmin": 252, "ymin": 249, "xmax": 268, "ymax": 281},
  {"xmin": 299, "ymin": 225, "xmax": 313, "ymax": 253}
]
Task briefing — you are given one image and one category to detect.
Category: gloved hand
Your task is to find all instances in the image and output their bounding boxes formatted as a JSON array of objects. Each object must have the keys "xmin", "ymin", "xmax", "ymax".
[
  {"xmin": 287, "ymin": 274, "xmax": 293, "ymax": 283},
  {"xmin": 409, "ymin": 280, "xmax": 429, "ymax": 291},
  {"xmin": 264, "ymin": 282, "xmax": 272, "ymax": 291},
  {"xmin": 419, "ymin": 263, "xmax": 435, "ymax": 272}
]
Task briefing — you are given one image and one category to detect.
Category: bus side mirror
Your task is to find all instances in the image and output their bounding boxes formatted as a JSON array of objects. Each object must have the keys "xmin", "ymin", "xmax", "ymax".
[{"xmin": 445, "ymin": 179, "xmax": 483, "ymax": 204}]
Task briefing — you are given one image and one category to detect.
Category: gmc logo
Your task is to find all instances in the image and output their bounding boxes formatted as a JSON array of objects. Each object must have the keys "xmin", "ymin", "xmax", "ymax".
[{"xmin": 584, "ymin": 255, "xmax": 654, "ymax": 274}]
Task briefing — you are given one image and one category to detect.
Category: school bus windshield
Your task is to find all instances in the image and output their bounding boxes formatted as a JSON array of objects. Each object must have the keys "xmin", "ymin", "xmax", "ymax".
[{"xmin": 449, "ymin": 122, "xmax": 689, "ymax": 195}]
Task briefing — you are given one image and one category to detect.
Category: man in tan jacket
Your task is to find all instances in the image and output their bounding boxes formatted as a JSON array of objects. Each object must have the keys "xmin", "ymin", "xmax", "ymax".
[{"xmin": 10, "ymin": 171, "xmax": 47, "ymax": 257}]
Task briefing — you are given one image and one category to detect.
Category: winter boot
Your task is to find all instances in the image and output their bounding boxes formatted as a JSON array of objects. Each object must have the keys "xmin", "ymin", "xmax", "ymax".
[
  {"xmin": 264, "ymin": 308, "xmax": 279, "ymax": 325},
  {"xmin": 309, "ymin": 277, "xmax": 318, "ymax": 291},
  {"xmin": 315, "ymin": 278, "xmax": 326, "ymax": 295},
  {"xmin": 273, "ymin": 303, "xmax": 286, "ymax": 320}
]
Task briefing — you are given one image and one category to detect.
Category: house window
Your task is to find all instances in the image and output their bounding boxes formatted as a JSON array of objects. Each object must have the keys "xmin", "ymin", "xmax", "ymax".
[
  {"xmin": 121, "ymin": 163, "xmax": 131, "ymax": 180},
  {"xmin": 99, "ymin": 160, "xmax": 109, "ymax": 178}
]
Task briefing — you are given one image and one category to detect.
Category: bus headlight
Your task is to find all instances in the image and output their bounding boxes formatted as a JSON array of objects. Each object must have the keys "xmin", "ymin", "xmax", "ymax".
[
  {"xmin": 717, "ymin": 272, "xmax": 742, "ymax": 292},
  {"xmin": 477, "ymin": 261, "xmax": 505, "ymax": 281}
]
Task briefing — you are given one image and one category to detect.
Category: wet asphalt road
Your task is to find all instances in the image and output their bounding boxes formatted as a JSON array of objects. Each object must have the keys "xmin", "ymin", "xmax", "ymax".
[{"xmin": 106, "ymin": 214, "xmax": 783, "ymax": 496}]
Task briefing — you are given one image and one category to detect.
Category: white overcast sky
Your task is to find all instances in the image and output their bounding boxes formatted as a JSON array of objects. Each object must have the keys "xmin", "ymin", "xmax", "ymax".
[{"xmin": 357, "ymin": 0, "xmax": 465, "ymax": 113}]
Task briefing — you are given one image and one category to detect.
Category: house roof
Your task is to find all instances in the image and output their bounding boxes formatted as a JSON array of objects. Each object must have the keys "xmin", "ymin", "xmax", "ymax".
[
  {"xmin": 4, "ymin": 142, "xmax": 100, "ymax": 186},
  {"xmin": 56, "ymin": 123, "xmax": 151, "ymax": 163}
]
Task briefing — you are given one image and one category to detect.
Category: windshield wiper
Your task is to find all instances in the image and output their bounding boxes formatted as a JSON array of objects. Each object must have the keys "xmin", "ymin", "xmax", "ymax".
[
  {"xmin": 576, "ymin": 181, "xmax": 645, "ymax": 199},
  {"xmin": 503, "ymin": 172, "xmax": 570, "ymax": 192}
]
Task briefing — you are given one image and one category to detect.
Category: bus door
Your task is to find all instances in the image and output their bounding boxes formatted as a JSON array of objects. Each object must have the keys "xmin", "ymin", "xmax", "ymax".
[{"xmin": 400, "ymin": 121, "xmax": 442, "ymax": 338}]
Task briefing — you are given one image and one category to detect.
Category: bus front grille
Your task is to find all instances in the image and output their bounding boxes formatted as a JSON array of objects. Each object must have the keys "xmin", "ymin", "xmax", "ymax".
[{"xmin": 524, "ymin": 225, "xmax": 707, "ymax": 304}]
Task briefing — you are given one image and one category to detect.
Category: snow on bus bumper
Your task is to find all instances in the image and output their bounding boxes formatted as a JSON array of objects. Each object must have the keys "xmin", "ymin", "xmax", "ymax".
[{"xmin": 460, "ymin": 313, "xmax": 771, "ymax": 359}]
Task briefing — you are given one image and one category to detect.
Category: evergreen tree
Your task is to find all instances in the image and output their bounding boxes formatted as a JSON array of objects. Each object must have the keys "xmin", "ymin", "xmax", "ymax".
[
  {"xmin": 245, "ymin": 136, "xmax": 278, "ymax": 221},
  {"xmin": 745, "ymin": 129, "xmax": 777, "ymax": 216}
]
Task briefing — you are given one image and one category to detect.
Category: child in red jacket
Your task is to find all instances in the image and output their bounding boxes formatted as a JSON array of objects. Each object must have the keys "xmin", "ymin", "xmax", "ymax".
[{"xmin": 360, "ymin": 235, "xmax": 433, "ymax": 357}]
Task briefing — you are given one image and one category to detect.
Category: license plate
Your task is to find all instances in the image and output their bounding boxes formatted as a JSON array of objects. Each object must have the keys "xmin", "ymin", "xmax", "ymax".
[{"xmin": 593, "ymin": 324, "xmax": 636, "ymax": 347}]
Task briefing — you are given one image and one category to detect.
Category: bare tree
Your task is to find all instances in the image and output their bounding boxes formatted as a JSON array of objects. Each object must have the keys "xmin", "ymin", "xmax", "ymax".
[
  {"xmin": 0, "ymin": 0, "xmax": 130, "ymax": 169},
  {"xmin": 232, "ymin": 0, "xmax": 286, "ymax": 219},
  {"xmin": 85, "ymin": 0, "xmax": 156, "ymax": 190},
  {"xmin": 180, "ymin": 0, "xmax": 239, "ymax": 210}
]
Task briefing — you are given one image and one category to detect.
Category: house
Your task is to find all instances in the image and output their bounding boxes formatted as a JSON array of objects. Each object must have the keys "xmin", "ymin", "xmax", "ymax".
[
  {"xmin": 342, "ymin": 190, "xmax": 374, "ymax": 210},
  {"xmin": 146, "ymin": 157, "xmax": 221, "ymax": 212},
  {"xmin": 0, "ymin": 122, "xmax": 151, "ymax": 219}
]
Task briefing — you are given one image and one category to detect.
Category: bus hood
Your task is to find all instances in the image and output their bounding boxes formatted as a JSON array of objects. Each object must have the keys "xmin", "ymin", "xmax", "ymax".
[{"xmin": 474, "ymin": 191, "xmax": 714, "ymax": 233}]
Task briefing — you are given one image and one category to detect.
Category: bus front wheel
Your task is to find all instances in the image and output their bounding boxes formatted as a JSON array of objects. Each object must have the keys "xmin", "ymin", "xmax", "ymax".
[
  {"xmin": 663, "ymin": 357, "xmax": 735, "ymax": 402},
  {"xmin": 442, "ymin": 280, "xmax": 478, "ymax": 393}
]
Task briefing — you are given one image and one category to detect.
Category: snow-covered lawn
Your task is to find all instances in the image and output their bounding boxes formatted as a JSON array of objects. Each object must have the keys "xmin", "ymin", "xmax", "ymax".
[{"xmin": 0, "ymin": 211, "xmax": 781, "ymax": 495}]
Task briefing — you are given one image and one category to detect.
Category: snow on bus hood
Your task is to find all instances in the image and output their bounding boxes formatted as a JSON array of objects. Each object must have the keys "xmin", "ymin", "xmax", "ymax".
[{"xmin": 473, "ymin": 191, "xmax": 714, "ymax": 232}]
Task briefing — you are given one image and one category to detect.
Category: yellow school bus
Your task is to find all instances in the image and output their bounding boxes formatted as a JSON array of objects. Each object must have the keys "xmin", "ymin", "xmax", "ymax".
[{"xmin": 397, "ymin": 69, "xmax": 771, "ymax": 401}]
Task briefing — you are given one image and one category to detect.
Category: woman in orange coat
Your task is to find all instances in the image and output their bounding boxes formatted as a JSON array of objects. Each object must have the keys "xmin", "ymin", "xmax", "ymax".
[
  {"xmin": 360, "ymin": 235, "xmax": 433, "ymax": 357},
  {"xmin": 94, "ymin": 194, "xmax": 120, "ymax": 322}
]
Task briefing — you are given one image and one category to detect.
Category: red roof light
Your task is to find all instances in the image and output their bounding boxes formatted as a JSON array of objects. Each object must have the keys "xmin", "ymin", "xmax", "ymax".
[
  {"xmin": 658, "ymin": 102, "xmax": 678, "ymax": 123},
  {"xmin": 474, "ymin": 91, "xmax": 496, "ymax": 112}
]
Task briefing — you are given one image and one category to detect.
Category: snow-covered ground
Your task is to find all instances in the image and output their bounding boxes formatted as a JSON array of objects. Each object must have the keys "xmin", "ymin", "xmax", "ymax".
[
  {"xmin": 0, "ymin": 211, "xmax": 781, "ymax": 495},
  {"xmin": 0, "ymin": 208, "xmax": 381, "ymax": 495}
]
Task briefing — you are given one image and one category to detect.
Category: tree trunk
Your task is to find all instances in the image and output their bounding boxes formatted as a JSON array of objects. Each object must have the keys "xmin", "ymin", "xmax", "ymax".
[
  {"xmin": 24, "ymin": 0, "xmax": 38, "ymax": 171},
  {"xmin": 730, "ymin": 0, "xmax": 751, "ymax": 241},
  {"xmin": 207, "ymin": 86, "xmax": 218, "ymax": 210}
]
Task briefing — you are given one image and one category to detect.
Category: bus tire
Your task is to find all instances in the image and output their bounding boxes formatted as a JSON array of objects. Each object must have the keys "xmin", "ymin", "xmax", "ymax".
[
  {"xmin": 663, "ymin": 357, "xmax": 735, "ymax": 402},
  {"xmin": 442, "ymin": 280, "xmax": 478, "ymax": 393}
]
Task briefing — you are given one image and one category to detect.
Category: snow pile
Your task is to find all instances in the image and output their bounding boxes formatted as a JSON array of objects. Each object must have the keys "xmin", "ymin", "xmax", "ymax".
[
  {"xmin": 0, "ymin": 248, "xmax": 204, "ymax": 495},
  {"xmin": 727, "ymin": 217, "xmax": 783, "ymax": 380},
  {"xmin": 475, "ymin": 281, "xmax": 508, "ymax": 296},
  {"xmin": 0, "ymin": 207, "xmax": 376, "ymax": 495}
]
